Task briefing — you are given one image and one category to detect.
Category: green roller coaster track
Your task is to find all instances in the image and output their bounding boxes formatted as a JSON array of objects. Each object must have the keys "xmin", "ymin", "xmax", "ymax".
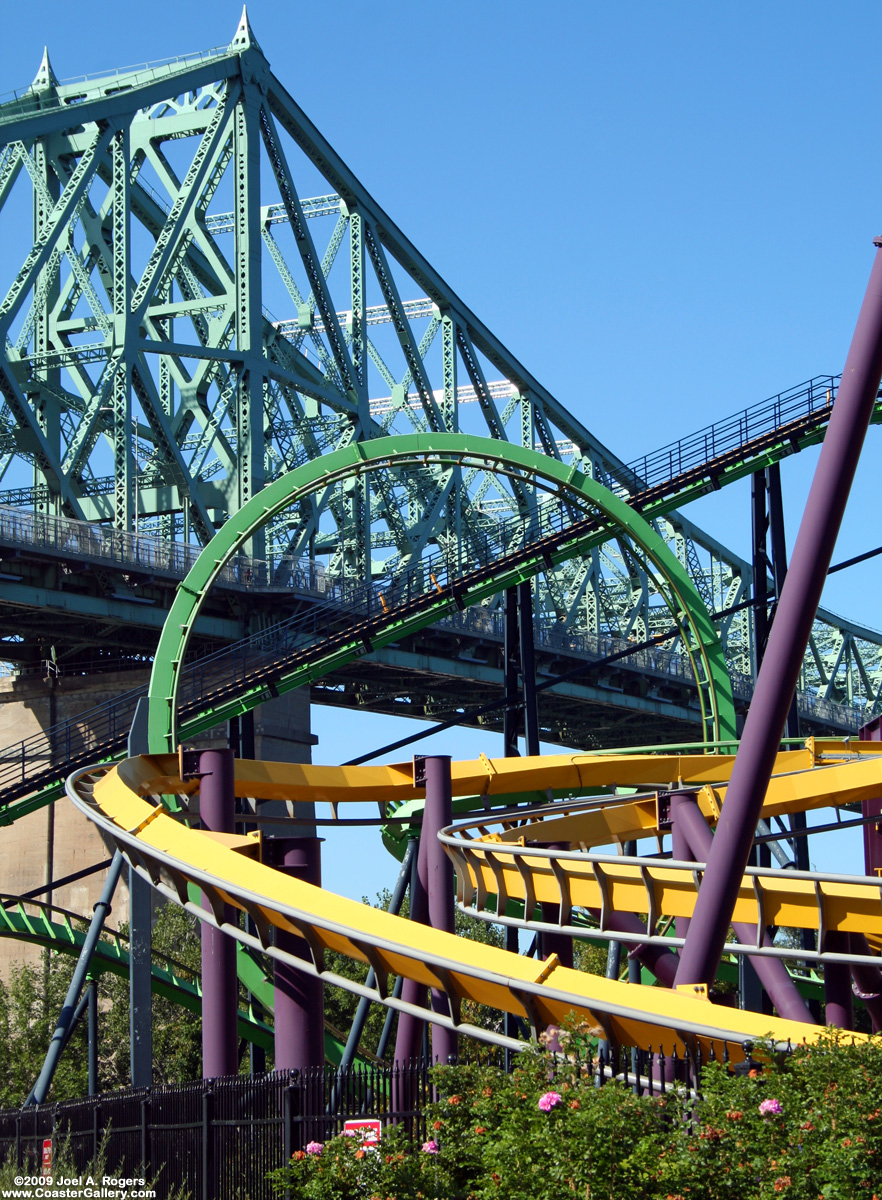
[
  {"xmin": 146, "ymin": 433, "xmax": 736, "ymax": 755},
  {"xmin": 0, "ymin": 889, "xmax": 387, "ymax": 1067},
  {"xmin": 0, "ymin": 426, "xmax": 737, "ymax": 825}
]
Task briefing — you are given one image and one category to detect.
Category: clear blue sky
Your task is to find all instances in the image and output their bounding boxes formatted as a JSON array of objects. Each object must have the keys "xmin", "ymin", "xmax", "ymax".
[{"xmin": 1, "ymin": 2, "xmax": 878, "ymax": 898}]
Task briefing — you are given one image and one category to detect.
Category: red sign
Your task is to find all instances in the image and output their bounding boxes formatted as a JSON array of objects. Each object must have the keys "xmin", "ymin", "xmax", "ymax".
[
  {"xmin": 41, "ymin": 1139, "xmax": 52, "ymax": 1174},
  {"xmin": 343, "ymin": 1119, "xmax": 381, "ymax": 1146}
]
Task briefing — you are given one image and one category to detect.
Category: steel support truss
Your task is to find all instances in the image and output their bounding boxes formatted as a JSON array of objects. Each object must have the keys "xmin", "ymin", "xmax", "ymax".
[{"xmin": 0, "ymin": 13, "xmax": 877, "ymax": 728}]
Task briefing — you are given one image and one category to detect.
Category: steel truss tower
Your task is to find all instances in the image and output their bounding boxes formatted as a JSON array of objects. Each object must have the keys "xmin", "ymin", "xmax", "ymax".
[{"xmin": 0, "ymin": 10, "xmax": 878, "ymax": 735}]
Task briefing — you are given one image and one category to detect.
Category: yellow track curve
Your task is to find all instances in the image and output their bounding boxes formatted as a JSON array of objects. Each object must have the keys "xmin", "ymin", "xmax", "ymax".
[{"xmin": 66, "ymin": 741, "xmax": 882, "ymax": 1063}]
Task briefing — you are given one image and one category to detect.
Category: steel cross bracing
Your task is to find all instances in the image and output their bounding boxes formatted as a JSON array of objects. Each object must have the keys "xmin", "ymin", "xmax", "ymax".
[{"xmin": 0, "ymin": 13, "xmax": 878, "ymax": 724}]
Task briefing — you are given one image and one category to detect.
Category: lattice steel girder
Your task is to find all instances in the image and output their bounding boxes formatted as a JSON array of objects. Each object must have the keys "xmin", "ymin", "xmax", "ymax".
[
  {"xmin": 0, "ymin": 17, "xmax": 877, "ymax": 734},
  {"xmin": 0, "ymin": 19, "xmax": 647, "ymax": 545}
]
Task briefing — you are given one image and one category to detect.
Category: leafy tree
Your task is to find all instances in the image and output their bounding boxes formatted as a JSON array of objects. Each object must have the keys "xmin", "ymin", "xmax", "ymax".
[
  {"xmin": 0, "ymin": 951, "xmax": 89, "ymax": 1106},
  {"xmin": 99, "ymin": 902, "xmax": 205, "ymax": 1089}
]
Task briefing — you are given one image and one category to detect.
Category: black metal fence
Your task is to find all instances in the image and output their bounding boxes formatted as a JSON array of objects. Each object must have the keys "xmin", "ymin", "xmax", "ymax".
[
  {"xmin": 0, "ymin": 1059, "xmax": 436, "ymax": 1200},
  {"xmin": 0, "ymin": 1042, "xmax": 766, "ymax": 1198}
]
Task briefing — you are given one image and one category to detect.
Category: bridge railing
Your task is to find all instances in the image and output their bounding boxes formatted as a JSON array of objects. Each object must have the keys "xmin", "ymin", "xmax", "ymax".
[
  {"xmin": 0, "ymin": 485, "xmax": 867, "ymax": 800},
  {"xmin": 0, "ymin": 371, "xmax": 856, "ymax": 601},
  {"xmin": 0, "ymin": 504, "xmax": 329, "ymax": 595},
  {"xmin": 621, "ymin": 375, "xmax": 840, "ymax": 495}
]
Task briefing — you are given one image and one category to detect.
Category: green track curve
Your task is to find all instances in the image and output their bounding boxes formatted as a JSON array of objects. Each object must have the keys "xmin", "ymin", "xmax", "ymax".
[
  {"xmin": 146, "ymin": 433, "xmax": 736, "ymax": 754},
  {"xmin": 0, "ymin": 892, "xmax": 377, "ymax": 1066}
]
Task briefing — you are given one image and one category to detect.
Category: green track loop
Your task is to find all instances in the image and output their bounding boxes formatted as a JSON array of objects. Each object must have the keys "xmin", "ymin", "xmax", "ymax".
[{"xmin": 147, "ymin": 434, "xmax": 736, "ymax": 753}]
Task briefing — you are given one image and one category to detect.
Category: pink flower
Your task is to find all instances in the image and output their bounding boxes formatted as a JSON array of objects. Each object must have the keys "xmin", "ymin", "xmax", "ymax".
[
  {"xmin": 759, "ymin": 1098, "xmax": 783, "ymax": 1117},
  {"xmin": 339, "ymin": 1129, "xmax": 357, "ymax": 1137},
  {"xmin": 538, "ymin": 1091, "xmax": 563, "ymax": 1112},
  {"xmin": 305, "ymin": 1141, "xmax": 324, "ymax": 1155},
  {"xmin": 421, "ymin": 1139, "xmax": 439, "ymax": 1154}
]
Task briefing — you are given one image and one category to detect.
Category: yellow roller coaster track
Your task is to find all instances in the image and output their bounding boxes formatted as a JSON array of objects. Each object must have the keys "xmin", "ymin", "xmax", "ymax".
[{"xmin": 66, "ymin": 740, "xmax": 882, "ymax": 1065}]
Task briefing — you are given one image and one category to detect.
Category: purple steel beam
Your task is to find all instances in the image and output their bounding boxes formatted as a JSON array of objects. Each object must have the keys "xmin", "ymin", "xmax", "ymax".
[
  {"xmin": 676, "ymin": 242, "xmax": 882, "ymax": 989},
  {"xmin": 424, "ymin": 756, "xmax": 457, "ymax": 1064},
  {"xmin": 585, "ymin": 907, "xmax": 680, "ymax": 986},
  {"xmin": 529, "ymin": 841, "xmax": 575, "ymax": 969},
  {"xmin": 271, "ymin": 837, "xmax": 325, "ymax": 1071},
  {"xmin": 859, "ymin": 717, "xmax": 882, "ymax": 876},
  {"xmin": 199, "ymin": 749, "xmax": 239, "ymax": 1079},
  {"xmin": 620, "ymin": 913, "xmax": 679, "ymax": 985},
  {"xmin": 393, "ymin": 829, "xmax": 429, "ymax": 1066},
  {"xmin": 824, "ymin": 932, "xmax": 854, "ymax": 1030},
  {"xmin": 671, "ymin": 811, "xmax": 692, "ymax": 943},
  {"xmin": 849, "ymin": 934, "xmax": 882, "ymax": 1032},
  {"xmin": 671, "ymin": 793, "xmax": 814, "ymax": 1023}
]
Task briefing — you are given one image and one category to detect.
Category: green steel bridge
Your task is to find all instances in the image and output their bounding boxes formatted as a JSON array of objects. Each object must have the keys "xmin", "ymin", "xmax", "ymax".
[{"xmin": 0, "ymin": 9, "xmax": 880, "ymax": 780}]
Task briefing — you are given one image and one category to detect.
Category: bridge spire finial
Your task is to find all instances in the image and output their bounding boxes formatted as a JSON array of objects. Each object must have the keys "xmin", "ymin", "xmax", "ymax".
[
  {"xmin": 230, "ymin": 6, "xmax": 261, "ymax": 53},
  {"xmin": 31, "ymin": 47, "xmax": 58, "ymax": 91}
]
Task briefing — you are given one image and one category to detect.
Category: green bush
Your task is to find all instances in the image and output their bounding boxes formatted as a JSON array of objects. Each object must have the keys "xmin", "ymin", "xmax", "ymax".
[{"xmin": 269, "ymin": 1027, "xmax": 882, "ymax": 1200}]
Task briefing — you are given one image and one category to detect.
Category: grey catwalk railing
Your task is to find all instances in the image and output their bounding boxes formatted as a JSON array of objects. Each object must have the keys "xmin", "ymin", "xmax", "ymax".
[
  {"xmin": 165, "ymin": 486, "xmax": 747, "ymax": 741},
  {"xmin": 727, "ymin": 667, "xmax": 862, "ymax": 733},
  {"xmin": 0, "ymin": 471, "xmax": 865, "ymax": 803},
  {"xmin": 622, "ymin": 375, "xmax": 841, "ymax": 496},
  {"xmin": 0, "ymin": 580, "xmax": 862, "ymax": 808},
  {"xmin": 0, "ymin": 376, "xmax": 850, "ymax": 576},
  {"xmin": 0, "ymin": 503, "xmax": 328, "ymax": 593},
  {"xmin": 0, "ymin": 495, "xmax": 665, "ymax": 801}
]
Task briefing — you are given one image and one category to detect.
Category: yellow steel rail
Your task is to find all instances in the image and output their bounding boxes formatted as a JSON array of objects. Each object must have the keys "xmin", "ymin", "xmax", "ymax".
[{"xmin": 66, "ymin": 753, "xmax": 877, "ymax": 1062}]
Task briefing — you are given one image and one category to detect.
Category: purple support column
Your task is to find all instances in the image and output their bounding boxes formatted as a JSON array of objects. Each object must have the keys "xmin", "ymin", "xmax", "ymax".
[
  {"xmin": 824, "ymin": 932, "xmax": 854, "ymax": 1030},
  {"xmin": 199, "ymin": 749, "xmax": 239, "ymax": 1079},
  {"xmin": 270, "ymin": 837, "xmax": 324, "ymax": 1072},
  {"xmin": 672, "ymin": 793, "xmax": 814, "ymax": 1023},
  {"xmin": 677, "ymin": 243, "xmax": 882, "ymax": 990},
  {"xmin": 859, "ymin": 717, "xmax": 882, "ymax": 877},
  {"xmin": 671, "ymin": 803, "xmax": 692, "ymax": 942},
  {"xmin": 849, "ymin": 934, "xmax": 882, "ymax": 1032},
  {"xmin": 854, "ymin": 720, "xmax": 882, "ymax": 1030},
  {"xmin": 392, "ymin": 758, "xmax": 455, "ymax": 1121},
  {"xmin": 424, "ymin": 756, "xmax": 457, "ymax": 1065}
]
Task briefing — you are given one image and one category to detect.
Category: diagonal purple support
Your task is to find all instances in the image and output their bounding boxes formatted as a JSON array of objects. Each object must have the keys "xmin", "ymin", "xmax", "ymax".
[
  {"xmin": 592, "ymin": 907, "xmax": 680, "ymax": 986},
  {"xmin": 848, "ymin": 934, "xmax": 882, "ymax": 1032},
  {"xmin": 676, "ymin": 242, "xmax": 882, "ymax": 989},
  {"xmin": 671, "ymin": 793, "xmax": 813, "ymax": 1023}
]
